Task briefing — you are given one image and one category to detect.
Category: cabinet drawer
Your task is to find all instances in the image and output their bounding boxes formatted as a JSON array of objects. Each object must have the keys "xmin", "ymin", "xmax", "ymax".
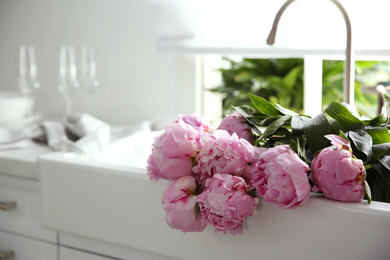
[
  {"xmin": 0, "ymin": 174, "xmax": 56, "ymax": 242},
  {"xmin": 0, "ymin": 231, "xmax": 57, "ymax": 260},
  {"xmin": 60, "ymin": 233, "xmax": 174, "ymax": 260},
  {"xmin": 60, "ymin": 247, "xmax": 115, "ymax": 260}
]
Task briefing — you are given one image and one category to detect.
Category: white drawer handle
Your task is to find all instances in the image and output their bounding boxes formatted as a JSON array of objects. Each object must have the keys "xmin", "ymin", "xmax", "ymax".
[
  {"xmin": 0, "ymin": 250, "xmax": 14, "ymax": 259},
  {"xmin": 0, "ymin": 202, "xmax": 17, "ymax": 211}
]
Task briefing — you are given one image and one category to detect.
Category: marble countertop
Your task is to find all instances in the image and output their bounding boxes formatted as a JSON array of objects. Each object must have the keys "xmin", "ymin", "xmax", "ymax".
[{"xmin": 0, "ymin": 143, "xmax": 52, "ymax": 180}]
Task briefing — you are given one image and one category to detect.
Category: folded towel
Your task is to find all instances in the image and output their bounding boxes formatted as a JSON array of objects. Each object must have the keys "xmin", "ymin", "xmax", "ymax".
[
  {"xmin": 42, "ymin": 114, "xmax": 110, "ymax": 157},
  {"xmin": 65, "ymin": 114, "xmax": 110, "ymax": 156},
  {"xmin": 0, "ymin": 124, "xmax": 44, "ymax": 145},
  {"xmin": 65, "ymin": 113, "xmax": 108, "ymax": 139},
  {"xmin": 0, "ymin": 139, "xmax": 36, "ymax": 151},
  {"xmin": 40, "ymin": 121, "xmax": 67, "ymax": 148},
  {"xmin": 0, "ymin": 113, "xmax": 110, "ymax": 158}
]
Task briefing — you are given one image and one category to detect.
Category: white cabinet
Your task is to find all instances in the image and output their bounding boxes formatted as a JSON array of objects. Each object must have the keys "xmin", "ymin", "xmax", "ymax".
[
  {"xmin": 0, "ymin": 174, "xmax": 57, "ymax": 242},
  {"xmin": 0, "ymin": 148, "xmax": 173, "ymax": 260},
  {"xmin": 0, "ymin": 174, "xmax": 58, "ymax": 259},
  {"xmin": 59, "ymin": 233, "xmax": 174, "ymax": 260},
  {"xmin": 0, "ymin": 231, "xmax": 57, "ymax": 260},
  {"xmin": 59, "ymin": 247, "xmax": 116, "ymax": 260}
]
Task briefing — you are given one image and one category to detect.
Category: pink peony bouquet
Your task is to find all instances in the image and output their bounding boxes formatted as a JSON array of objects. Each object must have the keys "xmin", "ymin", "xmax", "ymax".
[
  {"xmin": 147, "ymin": 95, "xmax": 390, "ymax": 235},
  {"xmin": 148, "ymin": 113, "xmax": 310, "ymax": 235},
  {"xmin": 148, "ymin": 114, "xmax": 264, "ymax": 235}
]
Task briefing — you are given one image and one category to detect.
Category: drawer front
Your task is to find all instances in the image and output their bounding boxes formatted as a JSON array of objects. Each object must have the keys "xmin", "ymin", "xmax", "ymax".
[
  {"xmin": 0, "ymin": 231, "xmax": 57, "ymax": 260},
  {"xmin": 0, "ymin": 174, "xmax": 57, "ymax": 242},
  {"xmin": 60, "ymin": 233, "xmax": 174, "ymax": 260},
  {"xmin": 60, "ymin": 247, "xmax": 115, "ymax": 260}
]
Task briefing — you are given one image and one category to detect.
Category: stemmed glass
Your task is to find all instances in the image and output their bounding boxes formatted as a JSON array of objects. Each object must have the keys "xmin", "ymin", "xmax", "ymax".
[
  {"xmin": 58, "ymin": 46, "xmax": 79, "ymax": 116},
  {"xmin": 17, "ymin": 45, "xmax": 40, "ymax": 118},
  {"xmin": 80, "ymin": 46, "xmax": 99, "ymax": 112}
]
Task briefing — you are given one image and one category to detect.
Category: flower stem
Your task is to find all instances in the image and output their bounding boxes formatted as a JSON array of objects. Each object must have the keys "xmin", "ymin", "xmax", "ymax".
[{"xmin": 364, "ymin": 164, "xmax": 373, "ymax": 171}]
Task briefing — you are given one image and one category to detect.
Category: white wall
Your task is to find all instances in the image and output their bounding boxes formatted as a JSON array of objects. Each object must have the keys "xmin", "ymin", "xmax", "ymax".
[{"xmin": 0, "ymin": 0, "xmax": 184, "ymax": 124}]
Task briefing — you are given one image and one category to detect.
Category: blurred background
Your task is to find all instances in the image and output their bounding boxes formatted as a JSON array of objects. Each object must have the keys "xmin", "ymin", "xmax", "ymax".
[
  {"xmin": 1, "ymin": 0, "xmax": 390, "ymax": 125},
  {"xmin": 0, "ymin": 0, "xmax": 183, "ymax": 124}
]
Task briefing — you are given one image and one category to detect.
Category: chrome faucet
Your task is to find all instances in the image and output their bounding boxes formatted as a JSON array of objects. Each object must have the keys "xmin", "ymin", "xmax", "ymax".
[{"xmin": 267, "ymin": 0, "xmax": 354, "ymax": 106}]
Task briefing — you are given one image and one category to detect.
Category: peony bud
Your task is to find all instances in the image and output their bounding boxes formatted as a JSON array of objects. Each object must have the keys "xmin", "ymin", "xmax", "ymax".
[
  {"xmin": 311, "ymin": 147, "xmax": 366, "ymax": 202},
  {"xmin": 217, "ymin": 111, "xmax": 254, "ymax": 144}
]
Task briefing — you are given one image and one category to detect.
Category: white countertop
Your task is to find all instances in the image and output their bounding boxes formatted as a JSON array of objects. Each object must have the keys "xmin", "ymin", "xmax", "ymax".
[
  {"xmin": 0, "ymin": 143, "xmax": 52, "ymax": 180},
  {"xmin": 0, "ymin": 119, "xmax": 154, "ymax": 180}
]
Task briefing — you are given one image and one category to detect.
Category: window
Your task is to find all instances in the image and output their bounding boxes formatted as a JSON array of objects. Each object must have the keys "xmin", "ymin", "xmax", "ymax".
[{"xmin": 150, "ymin": 0, "xmax": 390, "ymax": 118}]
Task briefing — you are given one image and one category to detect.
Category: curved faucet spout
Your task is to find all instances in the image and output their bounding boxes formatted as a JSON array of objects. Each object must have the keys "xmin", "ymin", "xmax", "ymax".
[{"xmin": 267, "ymin": 0, "xmax": 354, "ymax": 105}]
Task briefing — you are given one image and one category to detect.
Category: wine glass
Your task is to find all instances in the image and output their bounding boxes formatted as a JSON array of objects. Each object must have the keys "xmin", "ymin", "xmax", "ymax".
[
  {"xmin": 58, "ymin": 46, "xmax": 79, "ymax": 116},
  {"xmin": 17, "ymin": 45, "xmax": 40, "ymax": 118},
  {"xmin": 80, "ymin": 46, "xmax": 99, "ymax": 112}
]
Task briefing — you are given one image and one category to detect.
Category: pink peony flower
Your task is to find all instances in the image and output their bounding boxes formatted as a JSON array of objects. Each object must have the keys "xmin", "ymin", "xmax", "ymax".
[
  {"xmin": 174, "ymin": 114, "xmax": 211, "ymax": 148},
  {"xmin": 147, "ymin": 119, "xmax": 199, "ymax": 181},
  {"xmin": 252, "ymin": 145, "xmax": 311, "ymax": 209},
  {"xmin": 217, "ymin": 111, "xmax": 254, "ymax": 144},
  {"xmin": 192, "ymin": 130, "xmax": 255, "ymax": 186},
  {"xmin": 311, "ymin": 146, "xmax": 366, "ymax": 202},
  {"xmin": 241, "ymin": 147, "xmax": 268, "ymax": 189},
  {"xmin": 162, "ymin": 176, "xmax": 206, "ymax": 232},
  {"xmin": 198, "ymin": 174, "xmax": 258, "ymax": 235}
]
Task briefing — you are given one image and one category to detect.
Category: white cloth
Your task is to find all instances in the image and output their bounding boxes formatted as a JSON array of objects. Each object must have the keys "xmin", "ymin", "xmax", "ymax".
[
  {"xmin": 0, "ymin": 113, "xmax": 110, "ymax": 158},
  {"xmin": 0, "ymin": 124, "xmax": 44, "ymax": 151},
  {"xmin": 0, "ymin": 139, "xmax": 36, "ymax": 151},
  {"xmin": 65, "ymin": 113, "xmax": 108, "ymax": 138},
  {"xmin": 40, "ymin": 114, "xmax": 110, "ymax": 158}
]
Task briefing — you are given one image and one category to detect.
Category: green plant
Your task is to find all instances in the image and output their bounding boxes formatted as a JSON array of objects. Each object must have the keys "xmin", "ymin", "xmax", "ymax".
[
  {"xmin": 322, "ymin": 60, "xmax": 390, "ymax": 116},
  {"xmin": 211, "ymin": 57, "xmax": 390, "ymax": 117},
  {"xmin": 210, "ymin": 58, "xmax": 304, "ymax": 115}
]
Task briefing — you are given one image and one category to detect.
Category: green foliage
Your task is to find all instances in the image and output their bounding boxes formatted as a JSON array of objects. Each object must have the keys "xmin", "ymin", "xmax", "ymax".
[
  {"xmin": 237, "ymin": 95, "xmax": 390, "ymax": 203},
  {"xmin": 211, "ymin": 58, "xmax": 390, "ymax": 118},
  {"xmin": 213, "ymin": 57, "xmax": 390, "ymax": 202},
  {"xmin": 210, "ymin": 58, "xmax": 304, "ymax": 115},
  {"xmin": 323, "ymin": 60, "xmax": 390, "ymax": 116}
]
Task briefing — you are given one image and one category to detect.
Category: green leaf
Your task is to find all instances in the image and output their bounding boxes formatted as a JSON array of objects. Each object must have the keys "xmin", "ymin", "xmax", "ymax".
[
  {"xmin": 249, "ymin": 94, "xmax": 284, "ymax": 116},
  {"xmin": 303, "ymin": 113, "xmax": 331, "ymax": 155},
  {"xmin": 372, "ymin": 143, "xmax": 390, "ymax": 161},
  {"xmin": 377, "ymin": 154, "xmax": 390, "ymax": 186},
  {"xmin": 260, "ymin": 115, "xmax": 291, "ymax": 140},
  {"xmin": 275, "ymin": 103, "xmax": 299, "ymax": 116},
  {"xmin": 291, "ymin": 116, "xmax": 311, "ymax": 134},
  {"xmin": 232, "ymin": 105, "xmax": 254, "ymax": 119},
  {"xmin": 290, "ymin": 139, "xmax": 298, "ymax": 152},
  {"xmin": 365, "ymin": 181, "xmax": 372, "ymax": 205},
  {"xmin": 233, "ymin": 106, "xmax": 263, "ymax": 135},
  {"xmin": 283, "ymin": 66, "xmax": 303, "ymax": 89},
  {"xmin": 194, "ymin": 202, "xmax": 200, "ymax": 220},
  {"xmin": 339, "ymin": 130, "xmax": 349, "ymax": 142},
  {"xmin": 259, "ymin": 117, "xmax": 279, "ymax": 126},
  {"xmin": 348, "ymin": 130, "xmax": 373, "ymax": 162},
  {"xmin": 268, "ymin": 127, "xmax": 292, "ymax": 144},
  {"xmin": 235, "ymin": 71, "xmax": 254, "ymax": 83},
  {"xmin": 366, "ymin": 127, "xmax": 390, "ymax": 145},
  {"xmin": 290, "ymin": 137, "xmax": 307, "ymax": 162},
  {"xmin": 324, "ymin": 102, "xmax": 365, "ymax": 132},
  {"xmin": 327, "ymin": 117, "xmax": 343, "ymax": 135},
  {"xmin": 366, "ymin": 166, "xmax": 390, "ymax": 203},
  {"xmin": 362, "ymin": 113, "xmax": 387, "ymax": 126}
]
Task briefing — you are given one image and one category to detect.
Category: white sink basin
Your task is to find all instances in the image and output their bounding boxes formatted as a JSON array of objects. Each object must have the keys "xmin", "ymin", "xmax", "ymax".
[{"xmin": 39, "ymin": 144, "xmax": 390, "ymax": 260}]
